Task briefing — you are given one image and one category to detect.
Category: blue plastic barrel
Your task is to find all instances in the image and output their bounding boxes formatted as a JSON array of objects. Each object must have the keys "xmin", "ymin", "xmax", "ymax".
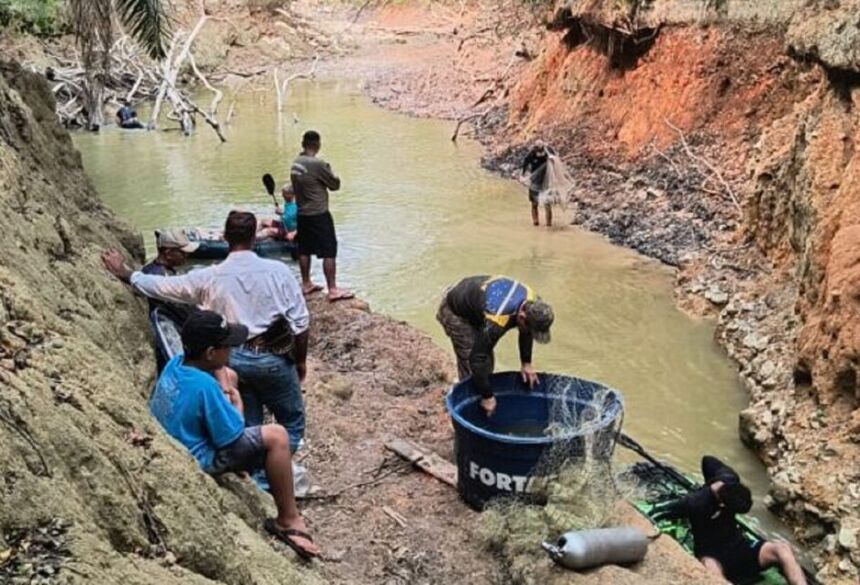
[{"xmin": 445, "ymin": 372, "xmax": 624, "ymax": 510}]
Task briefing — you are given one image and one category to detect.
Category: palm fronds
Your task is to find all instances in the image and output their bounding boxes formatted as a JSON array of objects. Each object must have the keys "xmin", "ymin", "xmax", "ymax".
[{"xmin": 114, "ymin": 0, "xmax": 170, "ymax": 61}]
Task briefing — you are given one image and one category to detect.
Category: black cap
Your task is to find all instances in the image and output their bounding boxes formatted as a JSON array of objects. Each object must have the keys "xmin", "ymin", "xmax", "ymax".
[
  {"xmin": 719, "ymin": 482, "xmax": 753, "ymax": 514},
  {"xmin": 181, "ymin": 310, "xmax": 248, "ymax": 355}
]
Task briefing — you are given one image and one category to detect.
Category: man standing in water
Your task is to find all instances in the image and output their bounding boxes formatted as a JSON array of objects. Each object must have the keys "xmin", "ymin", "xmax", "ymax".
[
  {"xmin": 653, "ymin": 456, "xmax": 808, "ymax": 585},
  {"xmin": 437, "ymin": 275, "xmax": 554, "ymax": 416},
  {"xmin": 521, "ymin": 140, "xmax": 555, "ymax": 227},
  {"xmin": 290, "ymin": 130, "xmax": 353, "ymax": 302}
]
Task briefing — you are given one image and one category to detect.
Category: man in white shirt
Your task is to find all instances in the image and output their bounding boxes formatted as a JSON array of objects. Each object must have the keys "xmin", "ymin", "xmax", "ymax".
[{"xmin": 102, "ymin": 211, "xmax": 310, "ymax": 452}]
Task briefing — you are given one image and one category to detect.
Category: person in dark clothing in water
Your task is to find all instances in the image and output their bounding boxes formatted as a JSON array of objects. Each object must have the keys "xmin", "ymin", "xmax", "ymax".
[
  {"xmin": 142, "ymin": 230, "xmax": 199, "ymax": 372},
  {"xmin": 521, "ymin": 140, "xmax": 556, "ymax": 227},
  {"xmin": 437, "ymin": 275, "xmax": 554, "ymax": 416},
  {"xmin": 116, "ymin": 99, "xmax": 144, "ymax": 129},
  {"xmin": 653, "ymin": 456, "xmax": 808, "ymax": 585}
]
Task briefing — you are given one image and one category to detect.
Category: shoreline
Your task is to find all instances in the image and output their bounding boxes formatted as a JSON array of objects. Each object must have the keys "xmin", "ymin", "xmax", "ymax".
[{"xmin": 309, "ymin": 3, "xmax": 858, "ymax": 580}]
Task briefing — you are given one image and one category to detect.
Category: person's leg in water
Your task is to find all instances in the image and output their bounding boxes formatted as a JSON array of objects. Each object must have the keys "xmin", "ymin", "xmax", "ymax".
[
  {"xmin": 545, "ymin": 204, "xmax": 553, "ymax": 227},
  {"xmin": 700, "ymin": 557, "xmax": 725, "ymax": 579},
  {"xmin": 260, "ymin": 424, "xmax": 320, "ymax": 556},
  {"xmin": 758, "ymin": 542, "xmax": 807, "ymax": 585},
  {"xmin": 529, "ymin": 189, "xmax": 540, "ymax": 226}
]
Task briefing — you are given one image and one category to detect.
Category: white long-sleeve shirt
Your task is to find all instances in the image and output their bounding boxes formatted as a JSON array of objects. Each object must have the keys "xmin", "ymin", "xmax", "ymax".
[{"xmin": 129, "ymin": 251, "xmax": 310, "ymax": 337}]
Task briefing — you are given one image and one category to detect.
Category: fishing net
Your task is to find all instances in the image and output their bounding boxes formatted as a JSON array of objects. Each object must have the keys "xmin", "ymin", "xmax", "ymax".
[
  {"xmin": 535, "ymin": 154, "xmax": 575, "ymax": 210},
  {"xmin": 477, "ymin": 377, "xmax": 641, "ymax": 583}
]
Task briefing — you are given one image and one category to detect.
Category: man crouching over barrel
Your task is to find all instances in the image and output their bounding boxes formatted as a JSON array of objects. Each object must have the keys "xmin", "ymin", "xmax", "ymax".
[{"xmin": 437, "ymin": 275, "xmax": 554, "ymax": 417}]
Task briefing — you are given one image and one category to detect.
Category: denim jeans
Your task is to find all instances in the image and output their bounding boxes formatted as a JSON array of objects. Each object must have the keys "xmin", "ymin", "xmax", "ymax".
[{"xmin": 229, "ymin": 347, "xmax": 304, "ymax": 453}]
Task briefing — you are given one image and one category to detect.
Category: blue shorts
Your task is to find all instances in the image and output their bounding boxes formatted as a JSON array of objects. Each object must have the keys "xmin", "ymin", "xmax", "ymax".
[{"xmin": 209, "ymin": 426, "xmax": 266, "ymax": 474}]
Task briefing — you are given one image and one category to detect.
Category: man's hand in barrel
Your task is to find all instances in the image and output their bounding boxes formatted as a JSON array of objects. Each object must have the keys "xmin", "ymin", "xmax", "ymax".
[
  {"xmin": 480, "ymin": 396, "xmax": 497, "ymax": 417},
  {"xmin": 521, "ymin": 363, "xmax": 539, "ymax": 390}
]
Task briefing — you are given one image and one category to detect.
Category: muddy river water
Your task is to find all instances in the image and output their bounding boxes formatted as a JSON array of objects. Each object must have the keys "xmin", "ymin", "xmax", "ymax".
[{"xmin": 74, "ymin": 81, "xmax": 785, "ymax": 536}]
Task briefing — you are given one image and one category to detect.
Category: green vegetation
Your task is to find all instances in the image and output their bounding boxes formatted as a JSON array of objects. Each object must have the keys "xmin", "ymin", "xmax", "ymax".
[{"xmin": 0, "ymin": 0, "xmax": 68, "ymax": 36}]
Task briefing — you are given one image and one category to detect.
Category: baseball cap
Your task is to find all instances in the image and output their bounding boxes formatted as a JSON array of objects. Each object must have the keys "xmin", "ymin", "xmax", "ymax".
[
  {"xmin": 525, "ymin": 300, "xmax": 554, "ymax": 344},
  {"xmin": 180, "ymin": 310, "xmax": 248, "ymax": 355},
  {"xmin": 719, "ymin": 482, "xmax": 752, "ymax": 514},
  {"xmin": 156, "ymin": 229, "xmax": 199, "ymax": 253}
]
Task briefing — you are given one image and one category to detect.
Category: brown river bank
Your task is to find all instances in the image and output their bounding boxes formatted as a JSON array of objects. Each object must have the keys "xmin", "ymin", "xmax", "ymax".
[{"xmin": 308, "ymin": 1, "xmax": 859, "ymax": 581}]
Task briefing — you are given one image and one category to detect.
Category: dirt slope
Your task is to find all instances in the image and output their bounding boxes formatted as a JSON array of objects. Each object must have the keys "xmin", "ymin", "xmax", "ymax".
[{"xmin": 0, "ymin": 61, "xmax": 322, "ymax": 585}]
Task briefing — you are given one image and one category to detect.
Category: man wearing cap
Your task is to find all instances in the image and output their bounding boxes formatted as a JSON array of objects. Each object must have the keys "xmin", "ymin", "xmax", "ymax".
[
  {"xmin": 436, "ymin": 275, "xmax": 554, "ymax": 416},
  {"xmin": 521, "ymin": 140, "xmax": 556, "ymax": 227},
  {"xmin": 102, "ymin": 210, "xmax": 310, "ymax": 453},
  {"xmin": 142, "ymin": 230, "xmax": 200, "ymax": 372},
  {"xmin": 653, "ymin": 456, "xmax": 807, "ymax": 584},
  {"xmin": 151, "ymin": 310, "xmax": 319, "ymax": 559}
]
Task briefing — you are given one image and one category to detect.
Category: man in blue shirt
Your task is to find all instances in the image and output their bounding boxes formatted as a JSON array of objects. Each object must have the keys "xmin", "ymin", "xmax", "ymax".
[{"xmin": 151, "ymin": 310, "xmax": 319, "ymax": 559}]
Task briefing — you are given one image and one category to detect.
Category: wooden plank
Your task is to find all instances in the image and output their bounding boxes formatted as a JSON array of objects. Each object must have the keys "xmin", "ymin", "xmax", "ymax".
[{"xmin": 384, "ymin": 436, "xmax": 458, "ymax": 488}]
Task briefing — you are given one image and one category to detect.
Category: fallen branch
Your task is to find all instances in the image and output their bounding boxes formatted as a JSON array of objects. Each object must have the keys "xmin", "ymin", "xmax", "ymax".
[
  {"xmin": 382, "ymin": 506, "xmax": 408, "ymax": 528},
  {"xmin": 301, "ymin": 459, "xmax": 411, "ymax": 501},
  {"xmin": 451, "ymin": 106, "xmax": 493, "ymax": 142},
  {"xmin": 351, "ymin": 0, "xmax": 376, "ymax": 24},
  {"xmin": 472, "ymin": 50, "xmax": 519, "ymax": 108},
  {"xmin": 276, "ymin": 57, "xmax": 320, "ymax": 112},
  {"xmin": 188, "ymin": 52, "xmax": 223, "ymax": 118},
  {"xmin": 664, "ymin": 118, "xmax": 741, "ymax": 213}
]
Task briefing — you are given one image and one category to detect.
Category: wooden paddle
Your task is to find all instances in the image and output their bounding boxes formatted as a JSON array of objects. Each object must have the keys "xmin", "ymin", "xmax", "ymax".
[{"xmin": 262, "ymin": 173, "xmax": 278, "ymax": 208}]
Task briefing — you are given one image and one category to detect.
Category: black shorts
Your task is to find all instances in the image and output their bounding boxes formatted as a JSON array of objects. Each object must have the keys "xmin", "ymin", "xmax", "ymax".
[
  {"xmin": 209, "ymin": 426, "xmax": 266, "ymax": 474},
  {"xmin": 528, "ymin": 189, "xmax": 540, "ymax": 204},
  {"xmin": 703, "ymin": 540, "xmax": 764, "ymax": 584},
  {"xmin": 297, "ymin": 211, "xmax": 337, "ymax": 258}
]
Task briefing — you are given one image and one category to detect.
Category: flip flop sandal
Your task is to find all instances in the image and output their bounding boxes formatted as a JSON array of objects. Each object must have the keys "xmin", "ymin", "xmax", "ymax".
[
  {"xmin": 327, "ymin": 291, "xmax": 355, "ymax": 303},
  {"xmin": 264, "ymin": 518, "xmax": 318, "ymax": 561},
  {"xmin": 303, "ymin": 284, "xmax": 324, "ymax": 296}
]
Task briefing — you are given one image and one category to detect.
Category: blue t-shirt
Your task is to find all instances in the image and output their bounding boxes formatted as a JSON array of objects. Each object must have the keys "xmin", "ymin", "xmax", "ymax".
[
  {"xmin": 150, "ymin": 355, "xmax": 244, "ymax": 471},
  {"xmin": 282, "ymin": 201, "xmax": 298, "ymax": 232}
]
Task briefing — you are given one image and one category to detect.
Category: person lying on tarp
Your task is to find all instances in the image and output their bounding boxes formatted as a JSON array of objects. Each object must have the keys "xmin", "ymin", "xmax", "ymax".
[
  {"xmin": 653, "ymin": 456, "xmax": 807, "ymax": 585},
  {"xmin": 437, "ymin": 275, "xmax": 554, "ymax": 417},
  {"xmin": 258, "ymin": 184, "xmax": 299, "ymax": 242},
  {"xmin": 149, "ymin": 309, "xmax": 319, "ymax": 560},
  {"xmin": 116, "ymin": 99, "xmax": 144, "ymax": 129}
]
